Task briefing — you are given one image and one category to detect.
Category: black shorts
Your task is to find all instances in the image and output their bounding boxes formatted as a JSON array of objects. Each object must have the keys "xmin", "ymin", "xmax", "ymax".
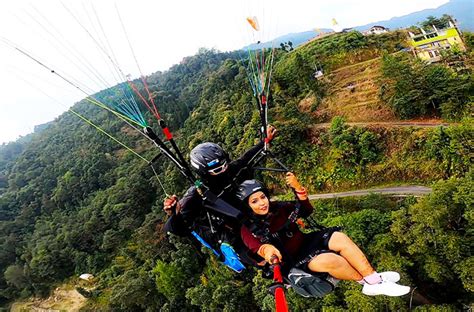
[{"xmin": 294, "ymin": 227, "xmax": 341, "ymax": 273}]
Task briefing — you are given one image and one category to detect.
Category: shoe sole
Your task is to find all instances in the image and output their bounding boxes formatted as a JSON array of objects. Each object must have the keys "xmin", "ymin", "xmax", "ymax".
[{"xmin": 363, "ymin": 285, "xmax": 410, "ymax": 297}]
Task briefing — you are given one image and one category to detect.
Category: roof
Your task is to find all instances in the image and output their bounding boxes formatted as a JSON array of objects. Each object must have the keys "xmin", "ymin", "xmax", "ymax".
[
  {"xmin": 371, "ymin": 25, "xmax": 388, "ymax": 30},
  {"xmin": 79, "ymin": 273, "xmax": 94, "ymax": 281}
]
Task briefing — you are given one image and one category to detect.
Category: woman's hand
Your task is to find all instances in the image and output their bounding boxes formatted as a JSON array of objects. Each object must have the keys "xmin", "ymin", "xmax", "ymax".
[
  {"xmin": 285, "ymin": 172, "xmax": 303, "ymax": 192},
  {"xmin": 258, "ymin": 244, "xmax": 282, "ymax": 264},
  {"xmin": 286, "ymin": 172, "xmax": 308, "ymax": 200}
]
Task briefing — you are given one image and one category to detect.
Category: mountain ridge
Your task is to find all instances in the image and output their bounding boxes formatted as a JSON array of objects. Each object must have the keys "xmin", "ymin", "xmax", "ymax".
[
  {"xmin": 351, "ymin": 0, "xmax": 473, "ymax": 31},
  {"xmin": 246, "ymin": 0, "xmax": 472, "ymax": 50}
]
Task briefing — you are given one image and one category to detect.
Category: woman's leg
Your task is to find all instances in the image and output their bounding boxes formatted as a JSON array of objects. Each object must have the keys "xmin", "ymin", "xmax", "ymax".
[
  {"xmin": 307, "ymin": 252, "xmax": 362, "ymax": 281},
  {"xmin": 327, "ymin": 232, "xmax": 375, "ymax": 278},
  {"xmin": 310, "ymin": 231, "xmax": 411, "ymax": 296}
]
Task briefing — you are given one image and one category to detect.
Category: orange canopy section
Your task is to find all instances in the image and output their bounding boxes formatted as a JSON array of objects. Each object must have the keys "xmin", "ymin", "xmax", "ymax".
[{"xmin": 246, "ymin": 16, "xmax": 260, "ymax": 31}]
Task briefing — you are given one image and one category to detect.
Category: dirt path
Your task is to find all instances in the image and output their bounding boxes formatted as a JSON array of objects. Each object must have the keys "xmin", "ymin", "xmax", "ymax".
[
  {"xmin": 10, "ymin": 287, "xmax": 86, "ymax": 312},
  {"xmin": 313, "ymin": 121, "xmax": 453, "ymax": 128},
  {"xmin": 308, "ymin": 185, "xmax": 432, "ymax": 200}
]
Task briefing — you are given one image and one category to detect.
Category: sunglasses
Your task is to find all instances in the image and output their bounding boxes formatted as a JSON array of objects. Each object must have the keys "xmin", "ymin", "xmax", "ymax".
[{"xmin": 207, "ymin": 161, "xmax": 228, "ymax": 175}]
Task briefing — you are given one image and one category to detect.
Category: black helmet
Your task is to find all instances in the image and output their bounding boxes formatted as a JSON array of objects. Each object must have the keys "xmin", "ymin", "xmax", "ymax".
[
  {"xmin": 235, "ymin": 179, "xmax": 268, "ymax": 204},
  {"xmin": 190, "ymin": 142, "xmax": 229, "ymax": 176}
]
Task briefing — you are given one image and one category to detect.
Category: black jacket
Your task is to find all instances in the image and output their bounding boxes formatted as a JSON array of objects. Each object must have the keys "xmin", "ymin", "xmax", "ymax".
[{"xmin": 164, "ymin": 142, "xmax": 264, "ymax": 239}]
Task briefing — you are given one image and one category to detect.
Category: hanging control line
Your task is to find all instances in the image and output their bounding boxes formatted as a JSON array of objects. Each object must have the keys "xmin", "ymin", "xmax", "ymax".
[
  {"xmin": 1, "ymin": 37, "xmax": 146, "ymax": 130},
  {"xmin": 72, "ymin": 110, "xmax": 169, "ymax": 197},
  {"xmin": 115, "ymin": 3, "xmax": 161, "ymax": 119},
  {"xmin": 115, "ymin": 4, "xmax": 192, "ymax": 178},
  {"xmin": 4, "ymin": 19, "xmax": 196, "ymax": 199},
  {"xmin": 2, "ymin": 37, "xmax": 172, "ymax": 197},
  {"xmin": 59, "ymin": 3, "xmax": 145, "ymax": 122},
  {"xmin": 58, "ymin": 4, "xmax": 196, "ymax": 199},
  {"xmin": 143, "ymin": 127, "xmax": 243, "ymax": 220},
  {"xmin": 143, "ymin": 127, "xmax": 195, "ymax": 184},
  {"xmin": 5, "ymin": 11, "xmax": 243, "ymax": 210},
  {"xmin": 242, "ymin": 42, "xmax": 287, "ymax": 172}
]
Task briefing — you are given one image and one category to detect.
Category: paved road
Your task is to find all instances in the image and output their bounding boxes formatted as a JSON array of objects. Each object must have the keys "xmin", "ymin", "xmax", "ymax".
[{"xmin": 308, "ymin": 186, "xmax": 432, "ymax": 200}]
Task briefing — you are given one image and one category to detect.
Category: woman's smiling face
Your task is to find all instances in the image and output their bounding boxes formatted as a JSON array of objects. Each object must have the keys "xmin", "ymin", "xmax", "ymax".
[{"xmin": 248, "ymin": 191, "xmax": 269, "ymax": 215}]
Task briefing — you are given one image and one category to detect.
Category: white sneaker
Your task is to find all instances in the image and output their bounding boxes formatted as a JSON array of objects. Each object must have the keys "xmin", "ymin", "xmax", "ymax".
[
  {"xmin": 379, "ymin": 271, "xmax": 400, "ymax": 283},
  {"xmin": 362, "ymin": 281, "xmax": 410, "ymax": 297}
]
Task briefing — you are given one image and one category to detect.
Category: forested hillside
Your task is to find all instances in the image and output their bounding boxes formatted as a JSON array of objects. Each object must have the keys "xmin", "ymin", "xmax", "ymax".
[{"xmin": 0, "ymin": 29, "xmax": 473, "ymax": 311}]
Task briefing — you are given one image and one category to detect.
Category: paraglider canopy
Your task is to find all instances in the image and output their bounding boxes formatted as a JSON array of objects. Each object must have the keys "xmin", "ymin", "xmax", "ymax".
[{"xmin": 246, "ymin": 16, "xmax": 260, "ymax": 31}]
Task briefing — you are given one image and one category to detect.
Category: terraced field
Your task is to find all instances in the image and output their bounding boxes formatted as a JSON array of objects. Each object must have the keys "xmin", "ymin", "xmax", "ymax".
[{"xmin": 315, "ymin": 57, "xmax": 396, "ymax": 122}]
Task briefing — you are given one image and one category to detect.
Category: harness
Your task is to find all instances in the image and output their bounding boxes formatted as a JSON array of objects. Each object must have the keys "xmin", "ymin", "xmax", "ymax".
[
  {"xmin": 247, "ymin": 202, "xmax": 323, "ymax": 245},
  {"xmin": 247, "ymin": 201, "xmax": 343, "ymax": 271},
  {"xmin": 245, "ymin": 203, "xmax": 343, "ymax": 298}
]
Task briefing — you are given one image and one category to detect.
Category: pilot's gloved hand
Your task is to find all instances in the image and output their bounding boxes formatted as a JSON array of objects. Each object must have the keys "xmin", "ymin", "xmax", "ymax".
[
  {"xmin": 163, "ymin": 195, "xmax": 179, "ymax": 216},
  {"xmin": 267, "ymin": 125, "xmax": 277, "ymax": 142}
]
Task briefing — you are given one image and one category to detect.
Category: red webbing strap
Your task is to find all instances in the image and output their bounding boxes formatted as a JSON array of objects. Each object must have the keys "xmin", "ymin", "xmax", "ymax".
[
  {"xmin": 273, "ymin": 263, "xmax": 288, "ymax": 312},
  {"xmin": 162, "ymin": 127, "xmax": 173, "ymax": 140}
]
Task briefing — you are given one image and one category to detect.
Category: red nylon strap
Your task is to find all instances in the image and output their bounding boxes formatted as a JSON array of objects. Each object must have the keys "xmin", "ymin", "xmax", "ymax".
[
  {"xmin": 273, "ymin": 264, "xmax": 283, "ymax": 282},
  {"xmin": 261, "ymin": 95, "xmax": 267, "ymax": 105},
  {"xmin": 163, "ymin": 127, "xmax": 173, "ymax": 140},
  {"xmin": 275, "ymin": 288, "xmax": 288, "ymax": 312},
  {"xmin": 272, "ymin": 264, "xmax": 288, "ymax": 312}
]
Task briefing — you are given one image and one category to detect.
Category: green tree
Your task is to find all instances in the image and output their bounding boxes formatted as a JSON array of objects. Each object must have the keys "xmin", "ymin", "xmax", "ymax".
[
  {"xmin": 108, "ymin": 269, "xmax": 165, "ymax": 312},
  {"xmin": 391, "ymin": 172, "xmax": 473, "ymax": 305},
  {"xmin": 420, "ymin": 15, "xmax": 452, "ymax": 31},
  {"xmin": 4, "ymin": 265, "xmax": 28, "ymax": 289},
  {"xmin": 152, "ymin": 239, "xmax": 201, "ymax": 302}
]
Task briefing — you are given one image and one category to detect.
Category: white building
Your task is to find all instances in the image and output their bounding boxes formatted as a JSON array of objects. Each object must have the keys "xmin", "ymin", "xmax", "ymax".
[{"xmin": 363, "ymin": 25, "xmax": 389, "ymax": 35}]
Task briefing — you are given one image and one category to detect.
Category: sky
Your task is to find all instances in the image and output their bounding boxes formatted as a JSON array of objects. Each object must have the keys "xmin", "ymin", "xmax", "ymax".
[{"xmin": 0, "ymin": 0, "xmax": 449, "ymax": 144}]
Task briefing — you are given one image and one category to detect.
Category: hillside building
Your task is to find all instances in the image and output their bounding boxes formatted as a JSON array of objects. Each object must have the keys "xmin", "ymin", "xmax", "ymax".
[
  {"xmin": 363, "ymin": 25, "xmax": 389, "ymax": 35},
  {"xmin": 408, "ymin": 19, "xmax": 466, "ymax": 63}
]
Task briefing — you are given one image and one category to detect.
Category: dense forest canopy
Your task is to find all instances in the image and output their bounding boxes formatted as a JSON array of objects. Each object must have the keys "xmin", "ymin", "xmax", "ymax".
[{"xmin": 0, "ymin": 23, "xmax": 473, "ymax": 311}]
